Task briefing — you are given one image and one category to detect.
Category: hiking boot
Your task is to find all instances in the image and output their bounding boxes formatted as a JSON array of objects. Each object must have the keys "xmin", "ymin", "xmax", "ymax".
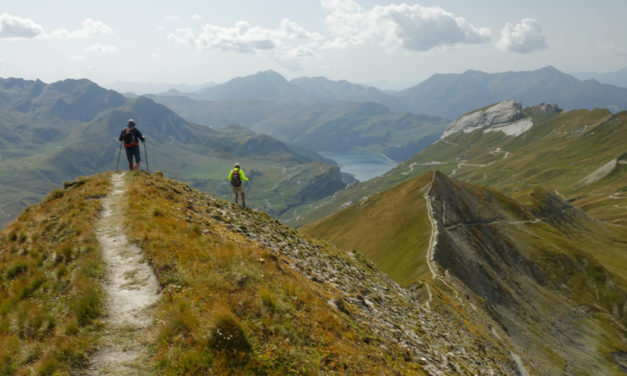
[{"xmin": 242, "ymin": 202, "xmax": 246, "ymax": 208}]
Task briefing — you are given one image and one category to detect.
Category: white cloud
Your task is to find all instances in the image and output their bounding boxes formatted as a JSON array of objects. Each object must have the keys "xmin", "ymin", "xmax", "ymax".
[
  {"xmin": 168, "ymin": 0, "xmax": 491, "ymax": 70},
  {"xmin": 323, "ymin": 1, "xmax": 491, "ymax": 51},
  {"xmin": 0, "ymin": 12, "xmax": 44, "ymax": 38},
  {"xmin": 601, "ymin": 44, "xmax": 627, "ymax": 56},
  {"xmin": 169, "ymin": 18, "xmax": 324, "ymax": 63},
  {"xmin": 49, "ymin": 18, "xmax": 113, "ymax": 40},
  {"xmin": 165, "ymin": 15, "xmax": 180, "ymax": 22},
  {"xmin": 86, "ymin": 44, "xmax": 118, "ymax": 53},
  {"xmin": 70, "ymin": 55, "xmax": 85, "ymax": 60},
  {"xmin": 192, "ymin": 14, "xmax": 202, "ymax": 21},
  {"xmin": 496, "ymin": 18, "xmax": 547, "ymax": 53}
]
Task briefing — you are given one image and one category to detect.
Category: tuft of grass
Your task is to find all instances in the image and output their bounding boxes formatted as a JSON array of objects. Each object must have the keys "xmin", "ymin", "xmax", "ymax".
[
  {"xmin": 208, "ymin": 309, "xmax": 252, "ymax": 355},
  {"xmin": 5, "ymin": 261, "xmax": 28, "ymax": 280}
]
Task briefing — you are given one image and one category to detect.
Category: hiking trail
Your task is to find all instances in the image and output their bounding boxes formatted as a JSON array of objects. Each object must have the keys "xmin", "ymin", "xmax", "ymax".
[{"xmin": 86, "ymin": 172, "xmax": 160, "ymax": 375}]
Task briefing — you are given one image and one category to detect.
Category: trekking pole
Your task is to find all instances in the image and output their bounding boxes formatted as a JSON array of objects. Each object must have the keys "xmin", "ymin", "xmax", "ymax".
[
  {"xmin": 143, "ymin": 141, "xmax": 150, "ymax": 172},
  {"xmin": 115, "ymin": 141, "xmax": 122, "ymax": 170}
]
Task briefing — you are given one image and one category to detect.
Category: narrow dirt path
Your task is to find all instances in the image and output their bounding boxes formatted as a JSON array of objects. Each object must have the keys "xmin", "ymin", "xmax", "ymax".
[{"xmin": 86, "ymin": 172, "xmax": 160, "ymax": 375}]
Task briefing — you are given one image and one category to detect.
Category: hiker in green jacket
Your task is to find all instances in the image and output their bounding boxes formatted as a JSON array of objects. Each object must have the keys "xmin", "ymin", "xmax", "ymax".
[{"xmin": 228, "ymin": 162, "xmax": 250, "ymax": 207}]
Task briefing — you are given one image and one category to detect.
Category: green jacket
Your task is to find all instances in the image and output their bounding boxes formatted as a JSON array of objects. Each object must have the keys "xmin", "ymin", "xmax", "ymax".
[{"xmin": 228, "ymin": 168, "xmax": 249, "ymax": 182}]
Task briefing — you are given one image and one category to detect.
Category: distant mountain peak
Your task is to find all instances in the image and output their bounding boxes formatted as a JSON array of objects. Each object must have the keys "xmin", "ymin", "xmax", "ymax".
[{"xmin": 238, "ymin": 70, "xmax": 287, "ymax": 84}]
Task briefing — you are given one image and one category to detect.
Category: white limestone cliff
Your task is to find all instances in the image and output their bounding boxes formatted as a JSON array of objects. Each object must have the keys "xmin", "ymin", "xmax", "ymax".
[{"xmin": 441, "ymin": 100, "xmax": 533, "ymax": 139}]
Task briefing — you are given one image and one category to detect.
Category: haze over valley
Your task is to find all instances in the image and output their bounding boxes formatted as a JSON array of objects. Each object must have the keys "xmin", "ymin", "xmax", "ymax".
[{"xmin": 1, "ymin": 1, "xmax": 626, "ymax": 374}]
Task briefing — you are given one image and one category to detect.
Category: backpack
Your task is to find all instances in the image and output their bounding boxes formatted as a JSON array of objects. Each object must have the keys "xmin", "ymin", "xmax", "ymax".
[
  {"xmin": 231, "ymin": 169, "xmax": 242, "ymax": 186},
  {"xmin": 122, "ymin": 128, "xmax": 136, "ymax": 145}
]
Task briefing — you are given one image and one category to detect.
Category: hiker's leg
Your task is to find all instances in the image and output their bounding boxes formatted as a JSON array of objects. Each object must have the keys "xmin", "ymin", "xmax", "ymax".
[
  {"xmin": 232, "ymin": 186, "xmax": 238, "ymax": 203},
  {"xmin": 241, "ymin": 192, "xmax": 246, "ymax": 207},
  {"xmin": 125, "ymin": 147, "xmax": 134, "ymax": 170},
  {"xmin": 133, "ymin": 147, "xmax": 141, "ymax": 170}
]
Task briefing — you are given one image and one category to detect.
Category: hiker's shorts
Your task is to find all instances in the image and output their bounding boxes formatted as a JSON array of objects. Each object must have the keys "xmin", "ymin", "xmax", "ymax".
[
  {"xmin": 125, "ymin": 145, "xmax": 141, "ymax": 163},
  {"xmin": 231, "ymin": 184, "xmax": 245, "ymax": 194}
]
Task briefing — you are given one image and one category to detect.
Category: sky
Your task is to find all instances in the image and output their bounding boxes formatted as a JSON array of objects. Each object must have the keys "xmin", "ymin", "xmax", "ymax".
[{"xmin": 1, "ymin": 0, "xmax": 626, "ymax": 90}]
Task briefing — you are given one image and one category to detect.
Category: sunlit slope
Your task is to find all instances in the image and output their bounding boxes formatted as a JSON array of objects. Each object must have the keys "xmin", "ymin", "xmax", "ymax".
[
  {"xmin": 392, "ymin": 108, "xmax": 627, "ymax": 222},
  {"xmin": 301, "ymin": 173, "xmax": 434, "ymax": 286},
  {"xmin": 288, "ymin": 107, "xmax": 627, "ymax": 227},
  {"xmin": 302, "ymin": 171, "xmax": 627, "ymax": 375},
  {"xmin": 117, "ymin": 171, "xmax": 523, "ymax": 375},
  {"xmin": 0, "ymin": 171, "xmax": 532, "ymax": 375}
]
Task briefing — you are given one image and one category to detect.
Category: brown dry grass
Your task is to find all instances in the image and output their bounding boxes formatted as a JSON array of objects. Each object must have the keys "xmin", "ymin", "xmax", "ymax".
[
  {"xmin": 0, "ymin": 174, "xmax": 110, "ymax": 375},
  {"xmin": 123, "ymin": 171, "xmax": 425, "ymax": 375}
]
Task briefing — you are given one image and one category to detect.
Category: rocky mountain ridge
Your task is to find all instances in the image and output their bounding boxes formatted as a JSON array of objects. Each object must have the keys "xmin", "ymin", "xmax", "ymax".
[
  {"xmin": 303, "ymin": 170, "xmax": 627, "ymax": 375},
  {"xmin": 1, "ymin": 171, "xmax": 531, "ymax": 375}
]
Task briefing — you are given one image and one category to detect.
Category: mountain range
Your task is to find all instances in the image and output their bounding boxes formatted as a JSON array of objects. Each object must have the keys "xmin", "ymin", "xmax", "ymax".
[
  {"xmin": 149, "ymin": 96, "xmax": 448, "ymax": 161},
  {"xmin": 571, "ymin": 66, "xmax": 627, "ymax": 88},
  {"xmin": 152, "ymin": 66, "xmax": 627, "ymax": 121},
  {"xmin": 0, "ymin": 77, "xmax": 349, "ymax": 229}
]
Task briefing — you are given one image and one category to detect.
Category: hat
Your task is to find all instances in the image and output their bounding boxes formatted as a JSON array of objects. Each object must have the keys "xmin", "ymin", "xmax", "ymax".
[
  {"xmin": 234, "ymin": 162, "xmax": 240, "ymax": 168},
  {"xmin": 128, "ymin": 119, "xmax": 135, "ymax": 126}
]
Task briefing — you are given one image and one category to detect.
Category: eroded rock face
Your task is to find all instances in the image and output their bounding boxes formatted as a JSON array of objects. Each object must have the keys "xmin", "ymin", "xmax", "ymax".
[
  {"xmin": 441, "ymin": 100, "xmax": 528, "ymax": 138},
  {"xmin": 425, "ymin": 171, "xmax": 626, "ymax": 376}
]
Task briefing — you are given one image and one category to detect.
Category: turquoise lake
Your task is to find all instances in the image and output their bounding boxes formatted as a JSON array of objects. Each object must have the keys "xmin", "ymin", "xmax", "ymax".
[{"xmin": 320, "ymin": 152, "xmax": 399, "ymax": 182}]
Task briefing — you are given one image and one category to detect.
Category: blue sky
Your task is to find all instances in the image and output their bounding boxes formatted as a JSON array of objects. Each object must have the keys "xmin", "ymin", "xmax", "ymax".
[{"xmin": 1, "ymin": 0, "xmax": 626, "ymax": 89}]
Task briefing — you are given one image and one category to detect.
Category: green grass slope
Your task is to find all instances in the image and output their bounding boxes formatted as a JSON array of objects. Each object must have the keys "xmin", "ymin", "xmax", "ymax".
[
  {"xmin": 288, "ymin": 107, "xmax": 627, "ymax": 227},
  {"xmin": 301, "ymin": 174, "xmax": 434, "ymax": 286}
]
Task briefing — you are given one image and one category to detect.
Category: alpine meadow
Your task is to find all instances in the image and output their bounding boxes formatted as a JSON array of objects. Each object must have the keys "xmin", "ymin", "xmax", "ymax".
[{"xmin": 1, "ymin": 1, "xmax": 627, "ymax": 374}]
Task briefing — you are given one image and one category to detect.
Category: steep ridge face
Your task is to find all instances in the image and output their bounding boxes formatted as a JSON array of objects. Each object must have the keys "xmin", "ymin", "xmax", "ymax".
[
  {"xmin": 302, "ymin": 171, "xmax": 627, "ymax": 375},
  {"xmin": 426, "ymin": 171, "xmax": 627, "ymax": 375},
  {"xmin": 301, "ymin": 174, "xmax": 435, "ymax": 286}
]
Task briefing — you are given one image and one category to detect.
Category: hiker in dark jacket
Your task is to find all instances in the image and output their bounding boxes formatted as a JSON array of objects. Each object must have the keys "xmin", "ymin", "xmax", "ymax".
[
  {"xmin": 228, "ymin": 162, "xmax": 250, "ymax": 207},
  {"xmin": 119, "ymin": 119, "xmax": 146, "ymax": 170}
]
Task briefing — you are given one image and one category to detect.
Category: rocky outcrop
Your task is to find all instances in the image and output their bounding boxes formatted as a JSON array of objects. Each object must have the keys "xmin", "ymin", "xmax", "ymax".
[
  {"xmin": 294, "ymin": 165, "xmax": 346, "ymax": 201},
  {"xmin": 441, "ymin": 100, "xmax": 532, "ymax": 138},
  {"xmin": 425, "ymin": 171, "xmax": 626, "ymax": 375}
]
